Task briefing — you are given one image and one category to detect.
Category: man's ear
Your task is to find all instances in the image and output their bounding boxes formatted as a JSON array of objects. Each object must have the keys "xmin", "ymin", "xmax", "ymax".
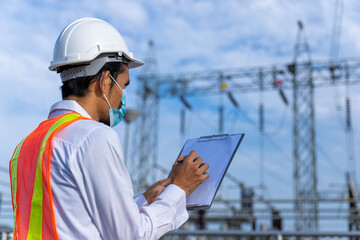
[{"xmin": 99, "ymin": 70, "xmax": 112, "ymax": 93}]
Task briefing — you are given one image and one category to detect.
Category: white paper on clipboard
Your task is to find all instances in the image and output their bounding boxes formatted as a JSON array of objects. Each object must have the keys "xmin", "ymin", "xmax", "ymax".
[{"xmin": 177, "ymin": 133, "xmax": 244, "ymax": 210}]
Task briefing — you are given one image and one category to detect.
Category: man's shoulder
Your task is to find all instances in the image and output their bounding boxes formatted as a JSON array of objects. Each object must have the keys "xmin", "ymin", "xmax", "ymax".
[{"xmin": 54, "ymin": 119, "xmax": 119, "ymax": 148}]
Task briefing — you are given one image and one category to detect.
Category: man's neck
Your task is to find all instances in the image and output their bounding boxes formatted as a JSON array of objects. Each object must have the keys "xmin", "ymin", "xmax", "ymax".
[{"xmin": 64, "ymin": 96, "xmax": 100, "ymax": 121}]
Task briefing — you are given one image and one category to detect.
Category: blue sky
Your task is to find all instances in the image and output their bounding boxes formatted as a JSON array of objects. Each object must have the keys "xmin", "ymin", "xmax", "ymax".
[{"xmin": 1, "ymin": 0, "xmax": 360, "ymax": 231}]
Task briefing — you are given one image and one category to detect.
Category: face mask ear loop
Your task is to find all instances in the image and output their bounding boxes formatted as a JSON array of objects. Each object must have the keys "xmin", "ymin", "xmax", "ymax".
[
  {"xmin": 109, "ymin": 74, "xmax": 126, "ymax": 95},
  {"xmin": 100, "ymin": 73, "xmax": 112, "ymax": 109}
]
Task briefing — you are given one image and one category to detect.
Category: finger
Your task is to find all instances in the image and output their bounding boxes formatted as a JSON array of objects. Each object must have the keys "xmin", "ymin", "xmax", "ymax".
[
  {"xmin": 184, "ymin": 150, "xmax": 198, "ymax": 163},
  {"xmin": 199, "ymin": 162, "xmax": 209, "ymax": 171},
  {"xmin": 189, "ymin": 150, "xmax": 198, "ymax": 159},
  {"xmin": 174, "ymin": 155, "xmax": 185, "ymax": 164},
  {"xmin": 193, "ymin": 157, "xmax": 203, "ymax": 167},
  {"xmin": 201, "ymin": 172, "xmax": 210, "ymax": 181}
]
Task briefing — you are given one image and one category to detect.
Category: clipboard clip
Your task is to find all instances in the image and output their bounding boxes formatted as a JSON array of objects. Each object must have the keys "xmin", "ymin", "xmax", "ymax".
[{"xmin": 198, "ymin": 134, "xmax": 229, "ymax": 142}]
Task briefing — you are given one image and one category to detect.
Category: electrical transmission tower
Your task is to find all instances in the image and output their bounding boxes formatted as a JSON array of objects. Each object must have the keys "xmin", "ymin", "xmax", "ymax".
[
  {"xmin": 131, "ymin": 40, "xmax": 160, "ymax": 192},
  {"xmin": 291, "ymin": 21, "xmax": 318, "ymax": 231},
  {"xmin": 133, "ymin": 25, "xmax": 360, "ymax": 229}
]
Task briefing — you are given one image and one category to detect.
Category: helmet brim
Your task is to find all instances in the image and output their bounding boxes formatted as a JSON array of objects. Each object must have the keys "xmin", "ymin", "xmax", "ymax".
[
  {"xmin": 128, "ymin": 59, "xmax": 144, "ymax": 69},
  {"xmin": 122, "ymin": 52, "xmax": 144, "ymax": 69},
  {"xmin": 49, "ymin": 52, "xmax": 144, "ymax": 71}
]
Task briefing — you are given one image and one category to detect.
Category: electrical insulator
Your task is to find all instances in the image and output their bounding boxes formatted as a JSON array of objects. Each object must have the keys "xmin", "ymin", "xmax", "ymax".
[
  {"xmin": 180, "ymin": 96, "xmax": 192, "ymax": 110},
  {"xmin": 298, "ymin": 20, "xmax": 303, "ymax": 30},
  {"xmin": 346, "ymin": 97, "xmax": 351, "ymax": 130},
  {"xmin": 279, "ymin": 89, "xmax": 289, "ymax": 106},
  {"xmin": 259, "ymin": 104, "xmax": 264, "ymax": 132},
  {"xmin": 227, "ymin": 92, "xmax": 239, "ymax": 108},
  {"xmin": 180, "ymin": 109, "xmax": 185, "ymax": 135},
  {"xmin": 219, "ymin": 106, "xmax": 224, "ymax": 133}
]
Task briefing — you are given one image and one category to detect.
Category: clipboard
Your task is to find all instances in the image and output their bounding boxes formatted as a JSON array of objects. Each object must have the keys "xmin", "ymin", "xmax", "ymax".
[{"xmin": 175, "ymin": 133, "xmax": 244, "ymax": 210}]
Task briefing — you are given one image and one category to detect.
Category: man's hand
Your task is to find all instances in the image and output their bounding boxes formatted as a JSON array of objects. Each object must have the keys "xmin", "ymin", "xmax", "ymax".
[
  {"xmin": 143, "ymin": 178, "xmax": 171, "ymax": 204},
  {"xmin": 170, "ymin": 150, "xmax": 210, "ymax": 196}
]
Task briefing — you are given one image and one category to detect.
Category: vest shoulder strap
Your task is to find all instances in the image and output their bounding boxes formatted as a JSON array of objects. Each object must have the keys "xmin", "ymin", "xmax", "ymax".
[{"xmin": 10, "ymin": 113, "xmax": 92, "ymax": 240}]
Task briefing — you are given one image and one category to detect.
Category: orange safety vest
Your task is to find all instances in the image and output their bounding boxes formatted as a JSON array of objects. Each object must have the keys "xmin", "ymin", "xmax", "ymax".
[{"xmin": 9, "ymin": 113, "xmax": 91, "ymax": 240}]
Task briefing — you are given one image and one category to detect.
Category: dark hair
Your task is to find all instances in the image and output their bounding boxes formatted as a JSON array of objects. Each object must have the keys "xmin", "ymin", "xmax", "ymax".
[{"xmin": 60, "ymin": 62, "xmax": 126, "ymax": 99}]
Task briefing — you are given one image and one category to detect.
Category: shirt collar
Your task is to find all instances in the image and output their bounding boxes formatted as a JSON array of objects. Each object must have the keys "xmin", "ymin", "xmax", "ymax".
[{"xmin": 48, "ymin": 100, "xmax": 93, "ymax": 119}]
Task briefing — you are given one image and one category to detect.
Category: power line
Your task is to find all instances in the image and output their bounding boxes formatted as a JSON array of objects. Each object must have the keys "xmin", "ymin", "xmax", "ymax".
[
  {"xmin": 239, "ymin": 149, "xmax": 291, "ymax": 189},
  {"xmin": 187, "ymin": 106, "xmax": 217, "ymax": 131},
  {"xmin": 234, "ymin": 105, "xmax": 293, "ymax": 162},
  {"xmin": 264, "ymin": 106, "xmax": 290, "ymax": 137},
  {"xmin": 329, "ymin": 0, "xmax": 345, "ymax": 61},
  {"xmin": 226, "ymin": 100, "xmax": 293, "ymax": 189},
  {"xmin": 329, "ymin": 0, "xmax": 347, "ymax": 131},
  {"xmin": 317, "ymin": 142, "xmax": 344, "ymax": 178}
]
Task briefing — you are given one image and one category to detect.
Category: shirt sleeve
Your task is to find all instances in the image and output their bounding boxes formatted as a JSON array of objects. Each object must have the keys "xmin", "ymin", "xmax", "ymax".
[
  {"xmin": 69, "ymin": 126, "xmax": 188, "ymax": 240},
  {"xmin": 134, "ymin": 194, "xmax": 148, "ymax": 208}
]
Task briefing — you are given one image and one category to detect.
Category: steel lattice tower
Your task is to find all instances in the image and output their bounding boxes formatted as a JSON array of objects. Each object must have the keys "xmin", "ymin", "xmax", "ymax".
[
  {"xmin": 131, "ymin": 41, "xmax": 160, "ymax": 193},
  {"xmin": 291, "ymin": 21, "xmax": 318, "ymax": 231},
  {"xmin": 133, "ymin": 24, "xmax": 360, "ymax": 230}
]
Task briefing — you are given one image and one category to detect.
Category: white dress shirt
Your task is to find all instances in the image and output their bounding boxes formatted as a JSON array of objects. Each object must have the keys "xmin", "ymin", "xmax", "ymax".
[{"xmin": 48, "ymin": 100, "xmax": 188, "ymax": 240}]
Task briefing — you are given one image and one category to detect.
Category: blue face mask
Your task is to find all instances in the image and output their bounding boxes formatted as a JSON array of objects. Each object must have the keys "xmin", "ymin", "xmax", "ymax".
[{"xmin": 101, "ymin": 74, "xmax": 126, "ymax": 127}]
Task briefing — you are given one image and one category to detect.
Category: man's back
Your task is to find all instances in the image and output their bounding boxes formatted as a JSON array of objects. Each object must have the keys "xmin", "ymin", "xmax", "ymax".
[
  {"xmin": 48, "ymin": 100, "xmax": 188, "ymax": 239},
  {"xmin": 50, "ymin": 114, "xmax": 113, "ymax": 239}
]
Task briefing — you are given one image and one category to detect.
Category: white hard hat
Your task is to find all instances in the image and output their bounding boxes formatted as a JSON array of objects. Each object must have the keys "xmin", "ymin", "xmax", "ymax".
[{"xmin": 49, "ymin": 18, "xmax": 144, "ymax": 82}]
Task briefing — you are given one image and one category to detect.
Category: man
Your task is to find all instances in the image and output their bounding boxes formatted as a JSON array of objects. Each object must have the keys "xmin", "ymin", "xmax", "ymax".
[{"xmin": 9, "ymin": 18, "xmax": 209, "ymax": 239}]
